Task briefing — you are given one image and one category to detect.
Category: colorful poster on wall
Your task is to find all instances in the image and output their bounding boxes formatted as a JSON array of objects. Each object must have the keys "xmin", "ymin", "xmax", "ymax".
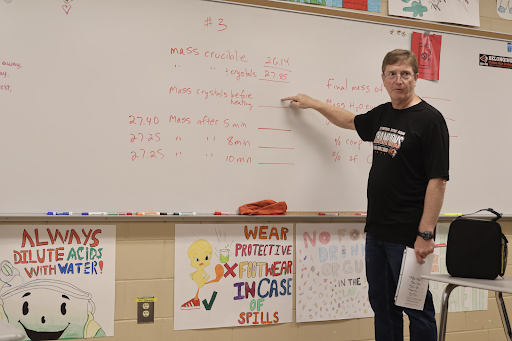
[
  {"xmin": 295, "ymin": 223, "xmax": 373, "ymax": 322},
  {"xmin": 429, "ymin": 223, "xmax": 488, "ymax": 312},
  {"xmin": 295, "ymin": 222, "xmax": 486, "ymax": 323},
  {"xmin": 276, "ymin": 0, "xmax": 381, "ymax": 14},
  {"xmin": 388, "ymin": 0, "xmax": 479, "ymax": 26},
  {"xmin": 497, "ymin": 0, "xmax": 512, "ymax": 19},
  {"xmin": 412, "ymin": 32, "xmax": 442, "ymax": 81},
  {"xmin": 0, "ymin": 225, "xmax": 116, "ymax": 340},
  {"xmin": 174, "ymin": 224, "xmax": 294, "ymax": 330}
]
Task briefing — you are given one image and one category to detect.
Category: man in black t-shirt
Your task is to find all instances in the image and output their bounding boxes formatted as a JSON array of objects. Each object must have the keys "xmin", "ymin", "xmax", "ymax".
[{"xmin": 282, "ymin": 49, "xmax": 449, "ymax": 341}]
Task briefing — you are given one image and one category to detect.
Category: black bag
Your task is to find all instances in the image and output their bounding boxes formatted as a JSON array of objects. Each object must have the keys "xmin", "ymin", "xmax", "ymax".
[{"xmin": 446, "ymin": 208, "xmax": 508, "ymax": 279}]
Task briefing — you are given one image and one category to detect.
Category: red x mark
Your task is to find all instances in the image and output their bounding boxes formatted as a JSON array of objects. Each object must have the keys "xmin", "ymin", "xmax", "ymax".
[{"xmin": 224, "ymin": 263, "xmax": 238, "ymax": 278}]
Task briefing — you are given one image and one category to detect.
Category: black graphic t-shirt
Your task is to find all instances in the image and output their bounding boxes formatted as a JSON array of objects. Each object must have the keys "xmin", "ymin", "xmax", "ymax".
[{"xmin": 354, "ymin": 100, "xmax": 450, "ymax": 246}]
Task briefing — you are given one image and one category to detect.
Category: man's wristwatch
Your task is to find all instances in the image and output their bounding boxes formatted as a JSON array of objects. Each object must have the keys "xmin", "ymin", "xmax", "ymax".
[{"xmin": 418, "ymin": 231, "xmax": 434, "ymax": 240}]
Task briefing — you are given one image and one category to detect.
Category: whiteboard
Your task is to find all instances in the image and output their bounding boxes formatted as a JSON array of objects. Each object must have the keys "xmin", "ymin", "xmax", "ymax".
[{"xmin": 0, "ymin": 0, "xmax": 510, "ymax": 214}]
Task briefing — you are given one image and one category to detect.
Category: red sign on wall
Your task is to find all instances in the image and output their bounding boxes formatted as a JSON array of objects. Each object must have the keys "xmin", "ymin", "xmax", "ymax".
[{"xmin": 412, "ymin": 32, "xmax": 442, "ymax": 81}]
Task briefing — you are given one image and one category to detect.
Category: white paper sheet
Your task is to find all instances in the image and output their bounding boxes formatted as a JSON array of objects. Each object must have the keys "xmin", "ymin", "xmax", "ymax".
[{"xmin": 395, "ymin": 247, "xmax": 434, "ymax": 310}]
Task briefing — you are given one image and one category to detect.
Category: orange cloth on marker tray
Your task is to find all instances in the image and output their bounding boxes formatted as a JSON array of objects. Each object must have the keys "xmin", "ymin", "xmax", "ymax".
[{"xmin": 239, "ymin": 200, "xmax": 287, "ymax": 215}]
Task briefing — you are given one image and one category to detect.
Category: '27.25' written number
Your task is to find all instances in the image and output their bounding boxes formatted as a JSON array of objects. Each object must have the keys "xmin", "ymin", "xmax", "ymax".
[{"xmin": 131, "ymin": 149, "xmax": 164, "ymax": 161}]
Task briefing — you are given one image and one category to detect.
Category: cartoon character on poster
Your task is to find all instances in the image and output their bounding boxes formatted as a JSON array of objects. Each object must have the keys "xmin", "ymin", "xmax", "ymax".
[
  {"xmin": 497, "ymin": 0, "xmax": 512, "ymax": 19},
  {"xmin": 0, "ymin": 261, "xmax": 105, "ymax": 340},
  {"xmin": 0, "ymin": 226, "xmax": 115, "ymax": 340},
  {"xmin": 180, "ymin": 240, "xmax": 224, "ymax": 310}
]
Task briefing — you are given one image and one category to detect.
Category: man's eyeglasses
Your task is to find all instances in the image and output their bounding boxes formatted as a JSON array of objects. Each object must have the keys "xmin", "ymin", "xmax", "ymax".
[{"xmin": 384, "ymin": 72, "xmax": 415, "ymax": 80}]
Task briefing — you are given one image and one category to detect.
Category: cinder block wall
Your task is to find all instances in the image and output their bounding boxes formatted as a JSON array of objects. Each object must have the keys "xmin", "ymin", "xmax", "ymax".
[
  {"xmin": 3, "ymin": 219, "xmax": 510, "ymax": 341},
  {"xmin": 115, "ymin": 220, "xmax": 512, "ymax": 341}
]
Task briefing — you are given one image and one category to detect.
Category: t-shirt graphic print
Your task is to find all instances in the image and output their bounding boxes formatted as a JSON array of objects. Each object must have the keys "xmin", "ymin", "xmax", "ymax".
[{"xmin": 373, "ymin": 126, "xmax": 405, "ymax": 158}]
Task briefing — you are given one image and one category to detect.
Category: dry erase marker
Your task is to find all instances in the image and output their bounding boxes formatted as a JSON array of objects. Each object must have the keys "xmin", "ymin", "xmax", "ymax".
[
  {"xmin": 443, "ymin": 213, "xmax": 462, "ymax": 216},
  {"xmin": 318, "ymin": 213, "xmax": 339, "ymax": 216},
  {"xmin": 87, "ymin": 212, "xmax": 107, "ymax": 215},
  {"xmin": 434, "ymin": 243, "xmax": 447, "ymax": 248},
  {"xmin": 47, "ymin": 212, "xmax": 71, "ymax": 215},
  {"xmin": 215, "ymin": 212, "xmax": 237, "ymax": 215},
  {"xmin": 159, "ymin": 212, "xmax": 175, "ymax": 215},
  {"xmin": 355, "ymin": 213, "xmax": 367, "ymax": 216},
  {"xmin": 108, "ymin": 212, "xmax": 118, "ymax": 215},
  {"xmin": 178, "ymin": 212, "xmax": 196, "ymax": 216}
]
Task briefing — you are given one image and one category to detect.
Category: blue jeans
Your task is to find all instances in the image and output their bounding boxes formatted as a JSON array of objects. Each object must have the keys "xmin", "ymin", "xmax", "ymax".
[{"xmin": 366, "ymin": 234, "xmax": 437, "ymax": 341}]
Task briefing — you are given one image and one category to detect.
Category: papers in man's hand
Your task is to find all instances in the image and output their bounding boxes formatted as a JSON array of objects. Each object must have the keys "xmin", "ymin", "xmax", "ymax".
[{"xmin": 394, "ymin": 247, "xmax": 434, "ymax": 310}]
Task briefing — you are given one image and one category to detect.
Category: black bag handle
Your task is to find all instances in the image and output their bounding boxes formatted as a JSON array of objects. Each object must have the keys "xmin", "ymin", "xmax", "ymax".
[
  {"xmin": 458, "ymin": 207, "xmax": 508, "ymax": 245},
  {"xmin": 459, "ymin": 208, "xmax": 502, "ymax": 222}
]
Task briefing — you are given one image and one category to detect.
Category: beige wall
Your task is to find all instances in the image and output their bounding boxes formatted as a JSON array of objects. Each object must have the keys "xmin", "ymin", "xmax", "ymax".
[{"xmin": 2, "ymin": 220, "xmax": 511, "ymax": 341}]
